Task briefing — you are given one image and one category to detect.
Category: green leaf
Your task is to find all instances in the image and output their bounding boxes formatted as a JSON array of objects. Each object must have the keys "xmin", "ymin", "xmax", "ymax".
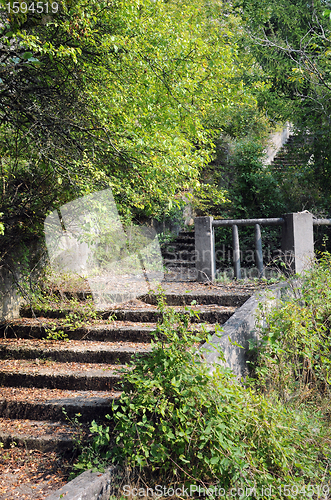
[{"xmin": 22, "ymin": 52, "xmax": 34, "ymax": 60}]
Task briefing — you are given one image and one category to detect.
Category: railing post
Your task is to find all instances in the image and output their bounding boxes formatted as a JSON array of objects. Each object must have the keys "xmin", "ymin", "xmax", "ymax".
[
  {"xmin": 232, "ymin": 224, "xmax": 241, "ymax": 279},
  {"xmin": 281, "ymin": 212, "xmax": 314, "ymax": 274},
  {"xmin": 195, "ymin": 216, "xmax": 215, "ymax": 282},
  {"xmin": 254, "ymin": 223, "xmax": 264, "ymax": 278}
]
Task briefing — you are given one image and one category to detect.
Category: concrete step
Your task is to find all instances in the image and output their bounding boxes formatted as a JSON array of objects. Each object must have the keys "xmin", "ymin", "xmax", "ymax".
[
  {"xmin": 273, "ymin": 156, "xmax": 301, "ymax": 160},
  {"xmin": 51, "ymin": 290, "xmax": 93, "ymax": 301},
  {"xmin": 17, "ymin": 304, "xmax": 235, "ymax": 323},
  {"xmin": 107, "ymin": 306, "xmax": 235, "ymax": 323},
  {"xmin": 163, "ymin": 267, "xmax": 198, "ymax": 281},
  {"xmin": 270, "ymin": 134, "xmax": 312, "ymax": 173},
  {"xmin": 1, "ymin": 319, "xmax": 219, "ymax": 342},
  {"xmin": 173, "ymin": 236, "xmax": 195, "ymax": 244},
  {"xmin": 140, "ymin": 292, "xmax": 250, "ymax": 307},
  {"xmin": 0, "ymin": 359, "xmax": 124, "ymax": 391},
  {"xmin": 178, "ymin": 230, "xmax": 195, "ymax": 237},
  {"xmin": 0, "ymin": 320, "xmax": 157, "ymax": 342},
  {"xmin": 0, "ymin": 338, "xmax": 151, "ymax": 364},
  {"xmin": 0, "ymin": 282, "xmax": 248, "ymax": 452},
  {"xmin": 162, "ymin": 251, "xmax": 196, "ymax": 261},
  {"xmin": 0, "ymin": 387, "xmax": 119, "ymax": 422},
  {"xmin": 164, "ymin": 259, "xmax": 196, "ymax": 268},
  {"xmin": 0, "ymin": 417, "xmax": 87, "ymax": 452},
  {"xmin": 272, "ymin": 160, "xmax": 299, "ymax": 164},
  {"xmin": 161, "ymin": 243, "xmax": 195, "ymax": 257}
]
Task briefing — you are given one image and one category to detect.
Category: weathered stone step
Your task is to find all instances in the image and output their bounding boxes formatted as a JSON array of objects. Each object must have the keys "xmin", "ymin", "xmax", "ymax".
[
  {"xmin": 106, "ymin": 306, "xmax": 235, "ymax": 323},
  {"xmin": 163, "ymin": 267, "xmax": 198, "ymax": 281},
  {"xmin": 0, "ymin": 359, "xmax": 124, "ymax": 391},
  {"xmin": 162, "ymin": 242, "xmax": 195, "ymax": 251},
  {"xmin": 0, "ymin": 320, "xmax": 217, "ymax": 342},
  {"xmin": 17, "ymin": 304, "xmax": 235, "ymax": 323},
  {"xmin": 0, "ymin": 417, "xmax": 85, "ymax": 452},
  {"xmin": 164, "ymin": 259, "xmax": 196, "ymax": 268},
  {"xmin": 273, "ymin": 159, "xmax": 301, "ymax": 163},
  {"xmin": 272, "ymin": 160, "xmax": 299, "ymax": 164},
  {"xmin": 0, "ymin": 387, "xmax": 119, "ymax": 422},
  {"xmin": 173, "ymin": 236, "xmax": 195, "ymax": 244},
  {"xmin": 0, "ymin": 280, "xmax": 251, "ymax": 456},
  {"xmin": 274, "ymin": 153, "xmax": 303, "ymax": 158},
  {"xmin": 162, "ymin": 251, "xmax": 196, "ymax": 261},
  {"xmin": 0, "ymin": 338, "xmax": 151, "ymax": 364},
  {"xmin": 0, "ymin": 320, "xmax": 157, "ymax": 342},
  {"xmin": 52, "ymin": 290, "xmax": 93, "ymax": 301},
  {"xmin": 141, "ymin": 292, "xmax": 250, "ymax": 307},
  {"xmin": 178, "ymin": 230, "xmax": 195, "ymax": 237}
]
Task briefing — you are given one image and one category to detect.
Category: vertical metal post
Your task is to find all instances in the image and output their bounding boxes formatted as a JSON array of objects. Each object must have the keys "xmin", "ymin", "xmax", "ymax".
[
  {"xmin": 254, "ymin": 224, "xmax": 264, "ymax": 278},
  {"xmin": 194, "ymin": 216, "xmax": 215, "ymax": 282},
  {"xmin": 232, "ymin": 224, "xmax": 241, "ymax": 279}
]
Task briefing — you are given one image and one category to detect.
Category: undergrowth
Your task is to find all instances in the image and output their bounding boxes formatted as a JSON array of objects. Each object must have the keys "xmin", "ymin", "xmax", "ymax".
[
  {"xmin": 250, "ymin": 251, "xmax": 331, "ymax": 407},
  {"xmin": 73, "ymin": 278, "xmax": 331, "ymax": 498}
]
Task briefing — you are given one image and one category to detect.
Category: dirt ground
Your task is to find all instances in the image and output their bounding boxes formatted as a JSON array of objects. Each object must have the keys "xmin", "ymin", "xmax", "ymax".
[{"xmin": 0, "ymin": 447, "xmax": 75, "ymax": 500}]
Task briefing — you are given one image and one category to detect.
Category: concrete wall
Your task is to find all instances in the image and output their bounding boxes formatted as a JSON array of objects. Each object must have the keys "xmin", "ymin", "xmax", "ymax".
[
  {"xmin": 263, "ymin": 122, "xmax": 293, "ymax": 166},
  {"xmin": 202, "ymin": 282, "xmax": 289, "ymax": 379},
  {"xmin": 46, "ymin": 467, "xmax": 117, "ymax": 500}
]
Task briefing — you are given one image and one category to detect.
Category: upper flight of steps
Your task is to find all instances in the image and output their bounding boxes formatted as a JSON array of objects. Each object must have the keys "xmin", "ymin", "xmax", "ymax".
[
  {"xmin": 0, "ymin": 284, "xmax": 251, "ymax": 453},
  {"xmin": 270, "ymin": 133, "xmax": 313, "ymax": 172},
  {"xmin": 162, "ymin": 134, "xmax": 312, "ymax": 279},
  {"xmin": 162, "ymin": 229, "xmax": 197, "ymax": 281}
]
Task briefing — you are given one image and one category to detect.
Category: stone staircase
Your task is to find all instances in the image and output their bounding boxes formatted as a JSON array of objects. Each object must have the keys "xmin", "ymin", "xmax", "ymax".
[
  {"xmin": 162, "ymin": 230, "xmax": 196, "ymax": 281},
  {"xmin": 270, "ymin": 133, "xmax": 313, "ymax": 172},
  {"xmin": 0, "ymin": 284, "xmax": 252, "ymax": 453}
]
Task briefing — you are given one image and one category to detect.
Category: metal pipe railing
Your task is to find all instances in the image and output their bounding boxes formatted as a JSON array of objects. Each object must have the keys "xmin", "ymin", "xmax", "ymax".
[
  {"xmin": 212, "ymin": 217, "xmax": 284, "ymax": 279},
  {"xmin": 212, "ymin": 217, "xmax": 284, "ymax": 227},
  {"xmin": 313, "ymin": 219, "xmax": 331, "ymax": 226},
  {"xmin": 254, "ymin": 224, "xmax": 264, "ymax": 278},
  {"xmin": 195, "ymin": 213, "xmax": 331, "ymax": 282}
]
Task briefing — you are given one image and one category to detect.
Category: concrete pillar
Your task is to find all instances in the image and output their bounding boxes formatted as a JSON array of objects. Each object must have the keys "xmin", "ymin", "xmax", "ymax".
[
  {"xmin": 195, "ymin": 216, "xmax": 215, "ymax": 282},
  {"xmin": 281, "ymin": 212, "xmax": 314, "ymax": 274}
]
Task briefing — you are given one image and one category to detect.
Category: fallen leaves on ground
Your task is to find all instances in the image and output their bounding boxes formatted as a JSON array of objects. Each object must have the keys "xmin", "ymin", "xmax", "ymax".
[{"xmin": 0, "ymin": 447, "xmax": 75, "ymax": 500}]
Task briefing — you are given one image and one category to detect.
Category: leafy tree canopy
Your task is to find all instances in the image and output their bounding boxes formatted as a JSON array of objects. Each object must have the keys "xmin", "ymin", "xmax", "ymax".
[
  {"xmin": 0, "ymin": 0, "xmax": 271, "ymax": 257},
  {"xmin": 238, "ymin": 0, "xmax": 331, "ymax": 210}
]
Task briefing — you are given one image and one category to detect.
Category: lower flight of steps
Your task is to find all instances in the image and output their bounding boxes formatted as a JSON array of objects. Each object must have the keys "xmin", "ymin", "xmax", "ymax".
[
  {"xmin": 162, "ymin": 229, "xmax": 196, "ymax": 281},
  {"xmin": 0, "ymin": 285, "xmax": 251, "ymax": 452}
]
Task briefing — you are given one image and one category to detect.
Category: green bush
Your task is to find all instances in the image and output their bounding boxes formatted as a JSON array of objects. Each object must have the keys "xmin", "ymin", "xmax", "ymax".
[
  {"xmin": 252, "ymin": 252, "xmax": 331, "ymax": 404},
  {"xmin": 75, "ymin": 294, "xmax": 331, "ymax": 496}
]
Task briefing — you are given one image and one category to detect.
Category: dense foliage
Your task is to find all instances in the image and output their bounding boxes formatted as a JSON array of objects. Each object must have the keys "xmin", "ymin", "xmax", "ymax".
[
  {"xmin": 0, "ymin": 0, "xmax": 273, "ymax": 264},
  {"xmin": 74, "ymin": 283, "xmax": 331, "ymax": 496},
  {"xmin": 252, "ymin": 252, "xmax": 331, "ymax": 404},
  {"xmin": 2, "ymin": 0, "xmax": 331, "ymax": 264},
  {"xmin": 239, "ymin": 0, "xmax": 331, "ymax": 214}
]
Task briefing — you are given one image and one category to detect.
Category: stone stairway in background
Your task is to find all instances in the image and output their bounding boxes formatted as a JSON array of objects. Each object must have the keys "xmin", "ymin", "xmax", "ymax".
[
  {"xmin": 162, "ymin": 229, "xmax": 196, "ymax": 281},
  {"xmin": 162, "ymin": 133, "xmax": 312, "ymax": 281},
  {"xmin": 0, "ymin": 284, "xmax": 252, "ymax": 452},
  {"xmin": 270, "ymin": 133, "xmax": 313, "ymax": 173}
]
